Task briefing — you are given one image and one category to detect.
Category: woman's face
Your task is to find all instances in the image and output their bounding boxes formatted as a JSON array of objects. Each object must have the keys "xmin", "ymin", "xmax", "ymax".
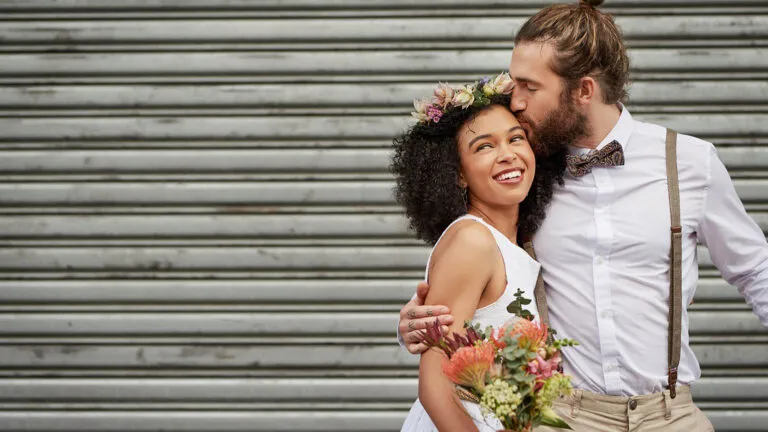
[{"xmin": 456, "ymin": 105, "xmax": 535, "ymax": 209}]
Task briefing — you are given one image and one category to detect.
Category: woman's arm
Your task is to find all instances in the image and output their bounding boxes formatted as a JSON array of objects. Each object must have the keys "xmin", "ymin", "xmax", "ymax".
[{"xmin": 418, "ymin": 221, "xmax": 499, "ymax": 432}]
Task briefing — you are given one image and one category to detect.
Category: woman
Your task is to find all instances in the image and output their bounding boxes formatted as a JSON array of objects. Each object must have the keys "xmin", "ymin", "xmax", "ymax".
[{"xmin": 391, "ymin": 74, "xmax": 566, "ymax": 431}]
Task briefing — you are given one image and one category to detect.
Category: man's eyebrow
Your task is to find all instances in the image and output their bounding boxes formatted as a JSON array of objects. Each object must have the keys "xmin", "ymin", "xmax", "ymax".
[{"xmin": 513, "ymin": 77, "xmax": 542, "ymax": 86}]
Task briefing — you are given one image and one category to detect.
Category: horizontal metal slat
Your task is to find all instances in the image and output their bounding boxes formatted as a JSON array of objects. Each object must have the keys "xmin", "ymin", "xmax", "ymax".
[
  {"xmin": 0, "ymin": 411, "xmax": 404, "ymax": 432},
  {"xmin": 0, "ymin": 311, "xmax": 762, "ymax": 336},
  {"xmin": 0, "ymin": 410, "xmax": 762, "ymax": 432},
  {"xmin": 2, "ymin": 0, "xmax": 768, "ymax": 10},
  {"xmin": 0, "ymin": 149, "xmax": 393, "ymax": 173},
  {"xmin": 0, "ymin": 245, "xmax": 729, "ymax": 271},
  {"xmin": 0, "ymin": 344, "xmax": 763, "ymax": 368},
  {"xmin": 0, "ymin": 214, "xmax": 409, "ymax": 237},
  {"xmin": 2, "ymin": 16, "xmax": 767, "ymax": 44},
  {"xmin": 2, "ymin": 48, "xmax": 768, "ymax": 77},
  {"xmin": 4, "ymin": 81, "xmax": 768, "ymax": 107},
  {"xmin": 1, "ymin": 179, "xmax": 766, "ymax": 205},
  {"xmin": 1, "ymin": 213, "xmax": 764, "ymax": 238},
  {"xmin": 1, "ymin": 114, "xmax": 767, "ymax": 140},
  {"xmin": 0, "ymin": 376, "xmax": 765, "ymax": 402},
  {"xmin": 0, "ymin": 278, "xmax": 745, "ymax": 304},
  {"xmin": 1, "ymin": 146, "xmax": 768, "ymax": 174},
  {"xmin": 0, "ymin": 246, "xmax": 431, "ymax": 271}
]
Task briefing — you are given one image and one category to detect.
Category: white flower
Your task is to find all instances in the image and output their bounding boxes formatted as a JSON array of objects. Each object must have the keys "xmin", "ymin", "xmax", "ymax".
[
  {"xmin": 411, "ymin": 98, "xmax": 430, "ymax": 122},
  {"xmin": 492, "ymin": 73, "xmax": 515, "ymax": 94},
  {"xmin": 451, "ymin": 86, "xmax": 475, "ymax": 109}
]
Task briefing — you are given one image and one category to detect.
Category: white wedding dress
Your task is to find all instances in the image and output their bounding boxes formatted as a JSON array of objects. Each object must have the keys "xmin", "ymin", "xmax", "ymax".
[{"xmin": 400, "ymin": 214, "xmax": 541, "ymax": 432}]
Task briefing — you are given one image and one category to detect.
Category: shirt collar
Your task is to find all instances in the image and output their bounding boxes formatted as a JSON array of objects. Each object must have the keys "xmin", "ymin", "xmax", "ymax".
[{"xmin": 569, "ymin": 104, "xmax": 634, "ymax": 156}]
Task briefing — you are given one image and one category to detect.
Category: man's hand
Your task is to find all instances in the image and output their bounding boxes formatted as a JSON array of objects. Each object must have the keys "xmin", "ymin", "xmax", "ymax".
[{"xmin": 398, "ymin": 281, "xmax": 454, "ymax": 354}]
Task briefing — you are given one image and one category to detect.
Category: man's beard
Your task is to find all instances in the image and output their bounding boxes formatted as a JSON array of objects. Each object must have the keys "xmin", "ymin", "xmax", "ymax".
[{"xmin": 519, "ymin": 89, "xmax": 589, "ymax": 157}]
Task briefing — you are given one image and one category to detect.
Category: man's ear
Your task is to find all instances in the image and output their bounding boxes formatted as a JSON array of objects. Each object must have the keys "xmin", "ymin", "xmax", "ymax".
[{"xmin": 575, "ymin": 76, "xmax": 599, "ymax": 106}]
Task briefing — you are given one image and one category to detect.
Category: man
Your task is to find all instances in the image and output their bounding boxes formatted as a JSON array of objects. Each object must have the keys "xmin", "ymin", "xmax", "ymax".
[{"xmin": 397, "ymin": 1, "xmax": 768, "ymax": 430}]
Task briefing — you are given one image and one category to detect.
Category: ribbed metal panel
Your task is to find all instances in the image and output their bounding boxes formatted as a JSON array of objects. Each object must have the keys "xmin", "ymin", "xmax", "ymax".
[{"xmin": 0, "ymin": 1, "xmax": 766, "ymax": 430}]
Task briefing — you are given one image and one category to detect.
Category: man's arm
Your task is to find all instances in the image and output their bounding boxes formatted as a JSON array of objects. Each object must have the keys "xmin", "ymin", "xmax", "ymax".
[
  {"xmin": 698, "ymin": 144, "xmax": 768, "ymax": 326},
  {"xmin": 397, "ymin": 281, "xmax": 454, "ymax": 354}
]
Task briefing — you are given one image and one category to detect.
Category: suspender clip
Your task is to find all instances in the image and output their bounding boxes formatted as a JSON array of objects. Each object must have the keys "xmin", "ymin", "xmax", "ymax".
[{"xmin": 667, "ymin": 367, "xmax": 678, "ymax": 399}]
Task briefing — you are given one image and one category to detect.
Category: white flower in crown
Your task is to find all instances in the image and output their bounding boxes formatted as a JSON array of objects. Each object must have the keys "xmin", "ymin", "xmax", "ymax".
[
  {"xmin": 451, "ymin": 85, "xmax": 475, "ymax": 109},
  {"xmin": 482, "ymin": 81, "xmax": 496, "ymax": 97},
  {"xmin": 411, "ymin": 98, "xmax": 430, "ymax": 122},
  {"xmin": 433, "ymin": 82, "xmax": 456, "ymax": 109},
  {"xmin": 491, "ymin": 72, "xmax": 515, "ymax": 94}
]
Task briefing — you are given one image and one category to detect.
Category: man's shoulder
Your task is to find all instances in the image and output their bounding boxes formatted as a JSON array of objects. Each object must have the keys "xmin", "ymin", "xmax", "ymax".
[{"xmin": 632, "ymin": 118, "xmax": 715, "ymax": 162}]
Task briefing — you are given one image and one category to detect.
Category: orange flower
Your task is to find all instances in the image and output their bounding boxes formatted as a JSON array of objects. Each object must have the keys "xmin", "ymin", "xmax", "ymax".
[
  {"xmin": 442, "ymin": 342, "xmax": 496, "ymax": 393},
  {"xmin": 494, "ymin": 318, "xmax": 549, "ymax": 351},
  {"xmin": 512, "ymin": 319, "xmax": 548, "ymax": 348}
]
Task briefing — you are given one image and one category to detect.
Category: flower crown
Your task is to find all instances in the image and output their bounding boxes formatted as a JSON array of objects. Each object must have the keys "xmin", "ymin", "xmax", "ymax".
[{"xmin": 411, "ymin": 72, "xmax": 515, "ymax": 125}]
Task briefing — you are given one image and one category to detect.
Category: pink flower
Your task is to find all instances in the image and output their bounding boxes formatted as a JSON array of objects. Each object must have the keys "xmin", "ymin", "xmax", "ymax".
[
  {"xmin": 426, "ymin": 106, "xmax": 443, "ymax": 123},
  {"xmin": 433, "ymin": 82, "xmax": 455, "ymax": 109},
  {"xmin": 527, "ymin": 352, "xmax": 561, "ymax": 381}
]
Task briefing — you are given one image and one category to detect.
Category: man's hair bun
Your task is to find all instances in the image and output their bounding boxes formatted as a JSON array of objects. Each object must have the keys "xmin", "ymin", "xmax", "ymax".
[{"xmin": 580, "ymin": 0, "xmax": 605, "ymax": 7}]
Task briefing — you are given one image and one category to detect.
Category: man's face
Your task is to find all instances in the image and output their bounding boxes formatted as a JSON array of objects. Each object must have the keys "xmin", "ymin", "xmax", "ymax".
[{"xmin": 509, "ymin": 41, "xmax": 589, "ymax": 155}]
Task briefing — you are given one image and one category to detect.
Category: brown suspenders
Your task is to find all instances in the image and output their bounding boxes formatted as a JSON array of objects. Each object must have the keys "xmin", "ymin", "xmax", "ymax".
[
  {"xmin": 524, "ymin": 128, "xmax": 682, "ymax": 398},
  {"xmin": 664, "ymin": 129, "xmax": 682, "ymax": 398}
]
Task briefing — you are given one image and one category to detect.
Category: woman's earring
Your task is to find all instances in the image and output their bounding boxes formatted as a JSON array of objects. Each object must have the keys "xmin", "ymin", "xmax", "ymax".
[{"xmin": 462, "ymin": 187, "xmax": 469, "ymax": 209}]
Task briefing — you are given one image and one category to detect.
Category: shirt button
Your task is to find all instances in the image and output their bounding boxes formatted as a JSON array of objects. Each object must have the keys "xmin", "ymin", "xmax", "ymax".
[
  {"xmin": 629, "ymin": 399, "xmax": 638, "ymax": 410},
  {"xmin": 595, "ymin": 256, "xmax": 604, "ymax": 265},
  {"xmin": 601, "ymin": 310, "xmax": 614, "ymax": 319}
]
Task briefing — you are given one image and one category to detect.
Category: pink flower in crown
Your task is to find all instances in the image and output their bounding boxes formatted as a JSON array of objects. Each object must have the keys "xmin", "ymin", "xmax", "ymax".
[
  {"xmin": 451, "ymin": 86, "xmax": 475, "ymax": 109},
  {"xmin": 411, "ymin": 98, "xmax": 430, "ymax": 122},
  {"xmin": 426, "ymin": 105, "xmax": 443, "ymax": 123},
  {"xmin": 491, "ymin": 72, "xmax": 515, "ymax": 94},
  {"xmin": 433, "ymin": 82, "xmax": 455, "ymax": 109}
]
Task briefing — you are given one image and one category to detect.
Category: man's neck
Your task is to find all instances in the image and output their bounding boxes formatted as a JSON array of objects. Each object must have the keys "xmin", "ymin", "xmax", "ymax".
[{"xmin": 573, "ymin": 103, "xmax": 622, "ymax": 150}]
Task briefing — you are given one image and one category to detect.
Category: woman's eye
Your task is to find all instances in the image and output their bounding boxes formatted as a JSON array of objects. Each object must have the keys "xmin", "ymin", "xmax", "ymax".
[
  {"xmin": 510, "ymin": 135, "xmax": 524, "ymax": 143},
  {"xmin": 476, "ymin": 143, "xmax": 492, "ymax": 151}
]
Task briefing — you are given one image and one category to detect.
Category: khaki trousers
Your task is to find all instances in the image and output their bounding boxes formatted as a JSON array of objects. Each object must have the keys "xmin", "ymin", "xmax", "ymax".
[{"xmin": 535, "ymin": 386, "xmax": 714, "ymax": 432}]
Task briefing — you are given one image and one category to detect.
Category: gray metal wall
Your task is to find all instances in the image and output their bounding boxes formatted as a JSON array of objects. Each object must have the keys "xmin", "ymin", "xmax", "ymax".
[{"xmin": 0, "ymin": 1, "xmax": 766, "ymax": 431}]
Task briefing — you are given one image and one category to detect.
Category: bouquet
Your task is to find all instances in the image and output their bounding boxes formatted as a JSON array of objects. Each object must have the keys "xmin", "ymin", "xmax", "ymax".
[{"xmin": 419, "ymin": 289, "xmax": 578, "ymax": 431}]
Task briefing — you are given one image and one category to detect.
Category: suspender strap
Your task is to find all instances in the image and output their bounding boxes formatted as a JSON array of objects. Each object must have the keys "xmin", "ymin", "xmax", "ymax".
[
  {"xmin": 522, "ymin": 241, "xmax": 549, "ymax": 328},
  {"xmin": 665, "ymin": 128, "xmax": 683, "ymax": 399}
]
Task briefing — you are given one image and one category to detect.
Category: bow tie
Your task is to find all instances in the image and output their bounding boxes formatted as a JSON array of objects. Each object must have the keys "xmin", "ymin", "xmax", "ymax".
[{"xmin": 566, "ymin": 140, "xmax": 625, "ymax": 177}]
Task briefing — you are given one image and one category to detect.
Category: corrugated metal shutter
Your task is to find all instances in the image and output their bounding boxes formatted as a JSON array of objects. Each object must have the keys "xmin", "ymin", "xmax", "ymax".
[{"xmin": 0, "ymin": 1, "xmax": 766, "ymax": 430}]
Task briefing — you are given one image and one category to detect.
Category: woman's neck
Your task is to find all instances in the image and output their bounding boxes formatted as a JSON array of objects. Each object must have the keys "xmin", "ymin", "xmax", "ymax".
[{"xmin": 467, "ymin": 202, "xmax": 520, "ymax": 244}]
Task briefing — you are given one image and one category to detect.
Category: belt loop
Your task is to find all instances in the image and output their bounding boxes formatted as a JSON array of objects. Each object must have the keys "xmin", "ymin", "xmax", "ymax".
[
  {"xmin": 663, "ymin": 390, "xmax": 672, "ymax": 420},
  {"xmin": 571, "ymin": 389, "xmax": 582, "ymax": 418}
]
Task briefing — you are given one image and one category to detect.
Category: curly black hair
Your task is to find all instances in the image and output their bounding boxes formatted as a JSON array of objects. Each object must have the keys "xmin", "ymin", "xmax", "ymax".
[{"xmin": 390, "ymin": 94, "xmax": 566, "ymax": 245}]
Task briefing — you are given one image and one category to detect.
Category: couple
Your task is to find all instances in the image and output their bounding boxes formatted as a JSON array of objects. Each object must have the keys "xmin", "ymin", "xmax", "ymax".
[{"xmin": 392, "ymin": 1, "xmax": 768, "ymax": 431}]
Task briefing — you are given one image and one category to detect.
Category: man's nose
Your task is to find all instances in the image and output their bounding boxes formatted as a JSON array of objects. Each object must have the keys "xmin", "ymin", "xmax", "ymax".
[{"xmin": 510, "ymin": 93, "xmax": 526, "ymax": 113}]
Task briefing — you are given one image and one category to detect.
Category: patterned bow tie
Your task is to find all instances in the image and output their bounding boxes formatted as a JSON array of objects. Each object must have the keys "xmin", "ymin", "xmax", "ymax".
[{"xmin": 565, "ymin": 140, "xmax": 625, "ymax": 177}]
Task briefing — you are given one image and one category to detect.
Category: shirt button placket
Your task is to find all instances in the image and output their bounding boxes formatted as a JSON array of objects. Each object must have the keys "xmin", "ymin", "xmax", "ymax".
[{"xmin": 592, "ymin": 169, "xmax": 621, "ymax": 393}]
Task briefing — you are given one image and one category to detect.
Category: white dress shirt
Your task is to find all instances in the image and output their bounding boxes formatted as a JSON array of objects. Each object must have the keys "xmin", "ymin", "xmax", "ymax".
[{"xmin": 534, "ymin": 107, "xmax": 768, "ymax": 396}]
